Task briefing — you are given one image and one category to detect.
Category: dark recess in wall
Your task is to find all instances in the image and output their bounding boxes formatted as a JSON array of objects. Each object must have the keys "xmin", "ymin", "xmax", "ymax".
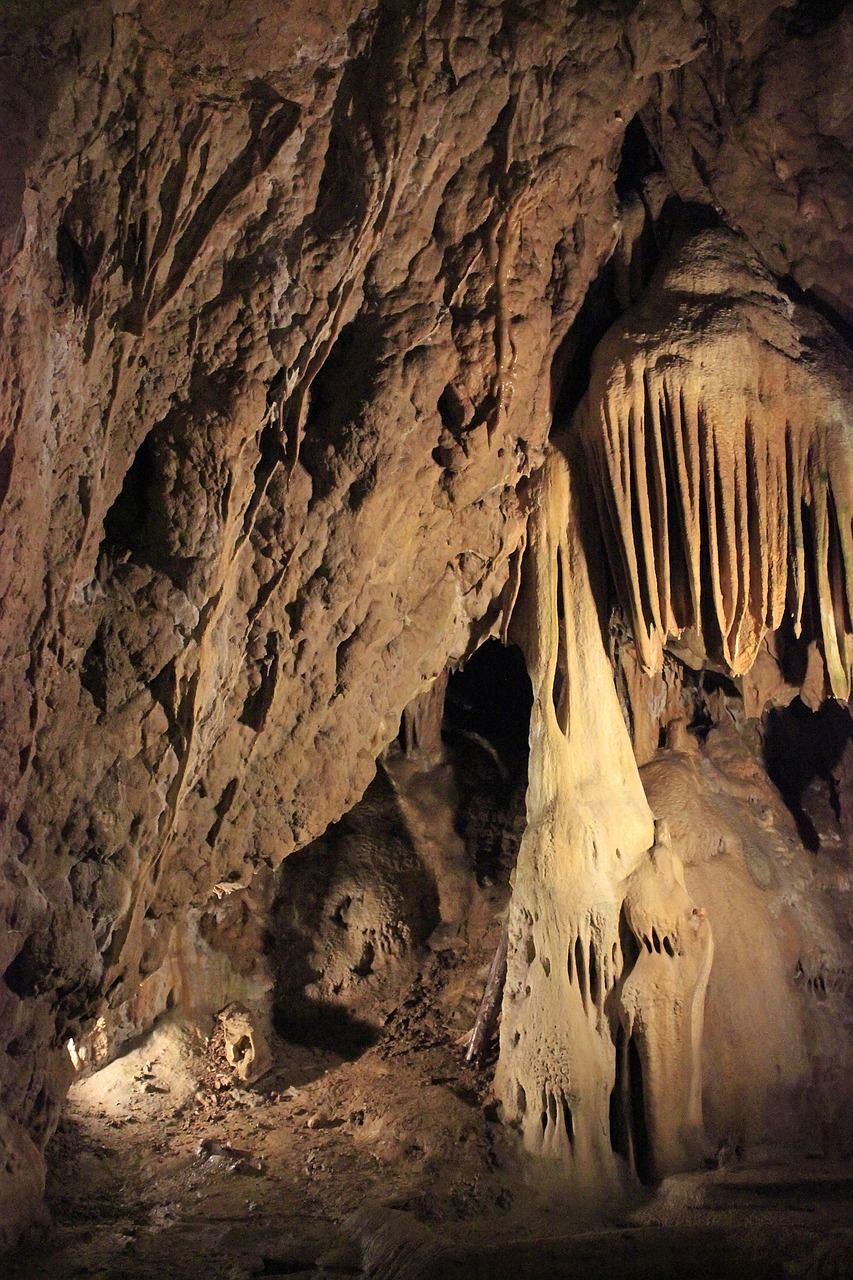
[
  {"xmin": 763, "ymin": 698, "xmax": 853, "ymax": 852},
  {"xmin": 443, "ymin": 639, "xmax": 532, "ymax": 763},
  {"xmin": 444, "ymin": 640, "xmax": 531, "ymax": 884}
]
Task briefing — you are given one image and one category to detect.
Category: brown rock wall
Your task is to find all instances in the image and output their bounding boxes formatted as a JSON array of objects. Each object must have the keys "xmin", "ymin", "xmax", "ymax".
[
  {"xmin": 1, "ymin": 0, "xmax": 851, "ymax": 1246},
  {"xmin": 0, "ymin": 0, "xmax": 711, "ymax": 1214},
  {"xmin": 644, "ymin": 3, "xmax": 853, "ymax": 324}
]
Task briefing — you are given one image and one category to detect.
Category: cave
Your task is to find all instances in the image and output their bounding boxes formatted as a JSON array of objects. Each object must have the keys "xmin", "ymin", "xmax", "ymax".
[{"xmin": 2, "ymin": 2, "xmax": 853, "ymax": 1278}]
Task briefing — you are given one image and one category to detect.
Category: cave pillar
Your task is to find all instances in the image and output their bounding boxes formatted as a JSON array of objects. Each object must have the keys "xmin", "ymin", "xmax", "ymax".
[
  {"xmin": 495, "ymin": 444, "xmax": 711, "ymax": 1192},
  {"xmin": 495, "ymin": 445, "xmax": 654, "ymax": 1191},
  {"xmin": 616, "ymin": 820, "xmax": 714, "ymax": 1180}
]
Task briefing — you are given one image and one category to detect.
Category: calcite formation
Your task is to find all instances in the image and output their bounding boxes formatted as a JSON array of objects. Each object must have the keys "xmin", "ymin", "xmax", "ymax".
[
  {"xmin": 495, "ymin": 447, "xmax": 711, "ymax": 1189},
  {"xmin": 0, "ymin": 0, "xmax": 851, "ymax": 1248},
  {"xmin": 217, "ymin": 1002, "xmax": 272, "ymax": 1085},
  {"xmin": 576, "ymin": 228, "xmax": 853, "ymax": 698}
]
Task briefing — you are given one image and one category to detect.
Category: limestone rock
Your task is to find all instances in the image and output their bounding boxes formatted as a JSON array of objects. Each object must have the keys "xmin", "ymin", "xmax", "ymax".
[
  {"xmin": 217, "ymin": 1003, "xmax": 272, "ymax": 1085},
  {"xmin": 0, "ymin": 1114, "xmax": 46, "ymax": 1253},
  {"xmin": 644, "ymin": 4, "xmax": 853, "ymax": 325},
  {"xmin": 0, "ymin": 0, "xmax": 851, "ymax": 1249}
]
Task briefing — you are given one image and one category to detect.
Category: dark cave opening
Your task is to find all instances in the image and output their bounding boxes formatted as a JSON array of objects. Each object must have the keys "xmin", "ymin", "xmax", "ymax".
[
  {"xmin": 615, "ymin": 113, "xmax": 662, "ymax": 199},
  {"xmin": 267, "ymin": 768, "xmax": 436, "ymax": 1063},
  {"xmin": 609, "ymin": 1022, "xmax": 653, "ymax": 1187},
  {"xmin": 101, "ymin": 431, "xmax": 157, "ymax": 558},
  {"xmin": 626, "ymin": 1033, "xmax": 653, "ymax": 1187},
  {"xmin": 263, "ymin": 643, "xmax": 533, "ymax": 1069},
  {"xmin": 443, "ymin": 639, "xmax": 532, "ymax": 886},
  {"xmin": 56, "ymin": 221, "xmax": 91, "ymax": 309},
  {"xmin": 444, "ymin": 639, "xmax": 532, "ymax": 762},
  {"xmin": 763, "ymin": 698, "xmax": 853, "ymax": 853}
]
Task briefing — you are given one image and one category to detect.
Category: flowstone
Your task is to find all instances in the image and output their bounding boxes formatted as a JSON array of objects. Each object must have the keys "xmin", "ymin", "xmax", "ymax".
[
  {"xmin": 615, "ymin": 820, "xmax": 713, "ymax": 1181},
  {"xmin": 495, "ymin": 447, "xmax": 712, "ymax": 1192}
]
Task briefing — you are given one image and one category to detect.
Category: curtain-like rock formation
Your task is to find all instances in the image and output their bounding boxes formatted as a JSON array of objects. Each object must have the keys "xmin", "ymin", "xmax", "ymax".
[{"xmin": 576, "ymin": 228, "xmax": 853, "ymax": 698}]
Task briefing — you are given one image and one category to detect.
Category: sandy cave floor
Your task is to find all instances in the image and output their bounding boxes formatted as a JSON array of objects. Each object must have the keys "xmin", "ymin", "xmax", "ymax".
[{"xmin": 7, "ymin": 939, "xmax": 853, "ymax": 1280}]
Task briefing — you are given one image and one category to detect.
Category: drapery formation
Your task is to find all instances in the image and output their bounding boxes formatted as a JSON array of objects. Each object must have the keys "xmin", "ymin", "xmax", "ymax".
[{"xmin": 576, "ymin": 230, "xmax": 853, "ymax": 699}]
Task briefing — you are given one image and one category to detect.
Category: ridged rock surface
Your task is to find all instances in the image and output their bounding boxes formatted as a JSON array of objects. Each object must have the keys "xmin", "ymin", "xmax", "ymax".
[
  {"xmin": 0, "ymin": 0, "xmax": 851, "ymax": 1246},
  {"xmin": 577, "ymin": 228, "xmax": 853, "ymax": 696}
]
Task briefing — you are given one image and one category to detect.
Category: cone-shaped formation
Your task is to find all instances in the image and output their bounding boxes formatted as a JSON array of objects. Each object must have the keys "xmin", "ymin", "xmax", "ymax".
[{"xmin": 576, "ymin": 230, "xmax": 853, "ymax": 699}]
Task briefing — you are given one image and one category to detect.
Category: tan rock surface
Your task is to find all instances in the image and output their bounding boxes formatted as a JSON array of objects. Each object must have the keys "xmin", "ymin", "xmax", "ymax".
[
  {"xmin": 0, "ymin": 0, "xmax": 851, "ymax": 1252},
  {"xmin": 0, "ymin": 2, "xmax": 713, "ymax": 1218},
  {"xmin": 576, "ymin": 227, "xmax": 853, "ymax": 696}
]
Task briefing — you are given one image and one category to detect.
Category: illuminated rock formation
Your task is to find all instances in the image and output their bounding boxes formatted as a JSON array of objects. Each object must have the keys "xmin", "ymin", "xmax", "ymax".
[
  {"xmin": 615, "ymin": 819, "xmax": 713, "ymax": 1180},
  {"xmin": 0, "ymin": 0, "xmax": 851, "ymax": 1252},
  {"xmin": 495, "ymin": 447, "xmax": 712, "ymax": 1190},
  {"xmin": 576, "ymin": 228, "xmax": 853, "ymax": 698}
]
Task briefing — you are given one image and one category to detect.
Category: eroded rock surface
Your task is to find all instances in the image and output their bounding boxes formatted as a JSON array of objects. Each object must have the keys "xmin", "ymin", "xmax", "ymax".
[
  {"xmin": 643, "ymin": 2, "xmax": 853, "ymax": 325},
  {"xmin": 0, "ymin": 0, "xmax": 852, "ymax": 1249},
  {"xmin": 0, "ymin": 0, "xmax": 717, "ymax": 1214}
]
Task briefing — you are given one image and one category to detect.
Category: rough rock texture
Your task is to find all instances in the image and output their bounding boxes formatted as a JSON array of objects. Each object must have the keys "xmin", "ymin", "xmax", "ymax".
[
  {"xmin": 643, "ymin": 1, "xmax": 853, "ymax": 325},
  {"xmin": 0, "ymin": 0, "xmax": 722, "ymax": 1222},
  {"xmin": 1, "ymin": 0, "xmax": 852, "ymax": 1249}
]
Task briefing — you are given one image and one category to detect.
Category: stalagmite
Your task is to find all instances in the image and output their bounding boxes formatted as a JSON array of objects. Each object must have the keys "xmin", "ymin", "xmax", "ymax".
[
  {"xmin": 495, "ymin": 446, "xmax": 712, "ymax": 1191},
  {"xmin": 615, "ymin": 820, "xmax": 713, "ymax": 1181},
  {"xmin": 576, "ymin": 229, "xmax": 853, "ymax": 699}
]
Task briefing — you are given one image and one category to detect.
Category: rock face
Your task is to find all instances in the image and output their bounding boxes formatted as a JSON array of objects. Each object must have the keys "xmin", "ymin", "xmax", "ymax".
[
  {"xmin": 0, "ymin": 0, "xmax": 851, "ymax": 1247},
  {"xmin": 643, "ymin": 1, "xmax": 853, "ymax": 325}
]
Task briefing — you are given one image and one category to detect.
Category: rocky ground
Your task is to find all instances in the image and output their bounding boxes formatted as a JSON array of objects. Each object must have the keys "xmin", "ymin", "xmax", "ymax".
[
  {"xmin": 8, "ymin": 949, "xmax": 853, "ymax": 1280},
  {"xmin": 7, "ymin": 683, "xmax": 853, "ymax": 1279}
]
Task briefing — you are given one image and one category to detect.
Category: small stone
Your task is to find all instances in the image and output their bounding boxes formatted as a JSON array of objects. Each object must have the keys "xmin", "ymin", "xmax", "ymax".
[{"xmin": 306, "ymin": 1112, "xmax": 334, "ymax": 1130}]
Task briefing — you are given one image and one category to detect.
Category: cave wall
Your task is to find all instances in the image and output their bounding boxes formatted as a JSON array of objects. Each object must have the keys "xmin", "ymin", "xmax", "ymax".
[{"xmin": 1, "ymin": 0, "xmax": 852, "ymax": 1246}]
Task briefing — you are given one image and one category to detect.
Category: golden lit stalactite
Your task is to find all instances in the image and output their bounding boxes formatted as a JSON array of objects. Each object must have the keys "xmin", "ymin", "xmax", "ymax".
[
  {"xmin": 495, "ymin": 445, "xmax": 712, "ymax": 1192},
  {"xmin": 576, "ymin": 229, "xmax": 853, "ymax": 699}
]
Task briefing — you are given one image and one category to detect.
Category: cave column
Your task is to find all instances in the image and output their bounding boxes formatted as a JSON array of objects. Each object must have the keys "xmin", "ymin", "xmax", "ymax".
[{"xmin": 495, "ymin": 444, "xmax": 655, "ymax": 1193}]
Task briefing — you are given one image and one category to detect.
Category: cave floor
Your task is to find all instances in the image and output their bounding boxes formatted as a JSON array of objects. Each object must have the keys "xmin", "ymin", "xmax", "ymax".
[{"xmin": 8, "ymin": 945, "xmax": 853, "ymax": 1280}]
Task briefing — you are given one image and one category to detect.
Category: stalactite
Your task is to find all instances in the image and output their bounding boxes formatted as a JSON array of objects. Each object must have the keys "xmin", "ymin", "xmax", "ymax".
[{"xmin": 576, "ymin": 229, "xmax": 853, "ymax": 700}]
